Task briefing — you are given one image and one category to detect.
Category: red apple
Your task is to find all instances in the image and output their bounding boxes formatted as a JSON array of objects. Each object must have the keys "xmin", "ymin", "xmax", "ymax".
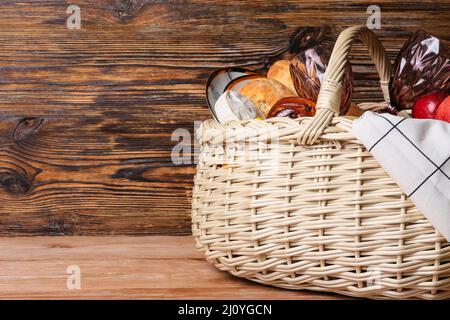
[
  {"xmin": 412, "ymin": 92, "xmax": 447, "ymax": 119},
  {"xmin": 435, "ymin": 95, "xmax": 450, "ymax": 123}
]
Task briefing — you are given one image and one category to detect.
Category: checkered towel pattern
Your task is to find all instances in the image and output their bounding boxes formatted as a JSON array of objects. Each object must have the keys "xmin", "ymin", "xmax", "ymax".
[{"xmin": 353, "ymin": 112, "xmax": 450, "ymax": 241}]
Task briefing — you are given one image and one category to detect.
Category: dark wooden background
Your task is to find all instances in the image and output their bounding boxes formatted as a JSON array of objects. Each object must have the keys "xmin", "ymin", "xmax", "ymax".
[{"xmin": 0, "ymin": 0, "xmax": 449, "ymax": 236}]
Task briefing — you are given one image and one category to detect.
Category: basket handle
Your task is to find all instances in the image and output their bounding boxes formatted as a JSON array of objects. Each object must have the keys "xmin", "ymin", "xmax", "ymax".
[{"xmin": 298, "ymin": 25, "xmax": 392, "ymax": 145}]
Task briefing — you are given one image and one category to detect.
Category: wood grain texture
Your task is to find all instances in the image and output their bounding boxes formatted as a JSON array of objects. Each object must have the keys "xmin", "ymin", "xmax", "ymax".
[
  {"xmin": 0, "ymin": 236, "xmax": 347, "ymax": 299},
  {"xmin": 0, "ymin": 1, "xmax": 449, "ymax": 235}
]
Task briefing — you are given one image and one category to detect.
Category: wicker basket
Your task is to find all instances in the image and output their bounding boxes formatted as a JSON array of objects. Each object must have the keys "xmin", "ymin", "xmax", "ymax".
[{"xmin": 192, "ymin": 26, "xmax": 450, "ymax": 299}]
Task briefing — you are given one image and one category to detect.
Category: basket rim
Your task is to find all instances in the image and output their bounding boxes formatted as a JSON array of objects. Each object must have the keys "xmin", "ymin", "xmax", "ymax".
[
  {"xmin": 197, "ymin": 101, "xmax": 391, "ymax": 145},
  {"xmin": 198, "ymin": 115, "xmax": 358, "ymax": 145}
]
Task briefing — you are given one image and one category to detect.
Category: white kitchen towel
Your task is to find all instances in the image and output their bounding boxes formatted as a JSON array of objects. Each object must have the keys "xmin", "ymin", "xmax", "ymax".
[{"xmin": 353, "ymin": 111, "xmax": 450, "ymax": 241}]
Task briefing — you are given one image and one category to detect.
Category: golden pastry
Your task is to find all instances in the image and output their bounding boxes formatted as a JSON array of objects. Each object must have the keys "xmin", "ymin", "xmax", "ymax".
[
  {"xmin": 239, "ymin": 78, "xmax": 295, "ymax": 117},
  {"xmin": 267, "ymin": 60, "xmax": 297, "ymax": 93}
]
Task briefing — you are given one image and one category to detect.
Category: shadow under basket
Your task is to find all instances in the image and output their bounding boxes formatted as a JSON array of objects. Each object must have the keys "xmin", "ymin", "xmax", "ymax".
[{"xmin": 191, "ymin": 26, "xmax": 450, "ymax": 299}]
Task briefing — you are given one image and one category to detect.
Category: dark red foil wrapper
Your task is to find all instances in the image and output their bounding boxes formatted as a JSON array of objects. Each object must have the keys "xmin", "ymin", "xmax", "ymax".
[
  {"xmin": 389, "ymin": 30, "xmax": 450, "ymax": 110},
  {"xmin": 290, "ymin": 45, "xmax": 353, "ymax": 115}
]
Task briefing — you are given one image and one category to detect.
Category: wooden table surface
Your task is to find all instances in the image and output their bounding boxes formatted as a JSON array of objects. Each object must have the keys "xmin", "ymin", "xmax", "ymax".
[
  {"xmin": 0, "ymin": 236, "xmax": 346, "ymax": 299},
  {"xmin": 0, "ymin": 1, "xmax": 449, "ymax": 236}
]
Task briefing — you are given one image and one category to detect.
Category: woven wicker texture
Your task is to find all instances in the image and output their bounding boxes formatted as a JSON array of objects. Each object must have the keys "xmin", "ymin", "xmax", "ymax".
[{"xmin": 192, "ymin": 26, "xmax": 450, "ymax": 299}]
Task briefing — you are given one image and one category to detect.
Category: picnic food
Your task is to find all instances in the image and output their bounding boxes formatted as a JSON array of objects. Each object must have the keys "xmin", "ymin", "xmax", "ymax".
[
  {"xmin": 267, "ymin": 60, "xmax": 297, "ymax": 93},
  {"xmin": 213, "ymin": 90, "xmax": 261, "ymax": 123},
  {"xmin": 412, "ymin": 91, "xmax": 447, "ymax": 119},
  {"xmin": 435, "ymin": 96, "xmax": 450, "ymax": 122},
  {"xmin": 205, "ymin": 67, "xmax": 260, "ymax": 121},
  {"xmin": 239, "ymin": 78, "xmax": 295, "ymax": 117},
  {"xmin": 225, "ymin": 74, "xmax": 264, "ymax": 92},
  {"xmin": 267, "ymin": 97, "xmax": 316, "ymax": 119},
  {"xmin": 206, "ymin": 28, "xmax": 449, "ymax": 124},
  {"xmin": 389, "ymin": 30, "xmax": 450, "ymax": 110},
  {"xmin": 290, "ymin": 44, "xmax": 353, "ymax": 115}
]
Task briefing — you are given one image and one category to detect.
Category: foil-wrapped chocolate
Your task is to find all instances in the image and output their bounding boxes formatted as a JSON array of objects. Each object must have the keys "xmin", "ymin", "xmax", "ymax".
[
  {"xmin": 389, "ymin": 30, "xmax": 450, "ymax": 110},
  {"xmin": 290, "ymin": 44, "xmax": 353, "ymax": 115}
]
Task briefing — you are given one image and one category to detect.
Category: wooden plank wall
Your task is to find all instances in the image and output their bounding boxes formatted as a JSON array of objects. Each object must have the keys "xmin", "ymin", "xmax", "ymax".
[{"xmin": 0, "ymin": 0, "xmax": 449, "ymax": 235}]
